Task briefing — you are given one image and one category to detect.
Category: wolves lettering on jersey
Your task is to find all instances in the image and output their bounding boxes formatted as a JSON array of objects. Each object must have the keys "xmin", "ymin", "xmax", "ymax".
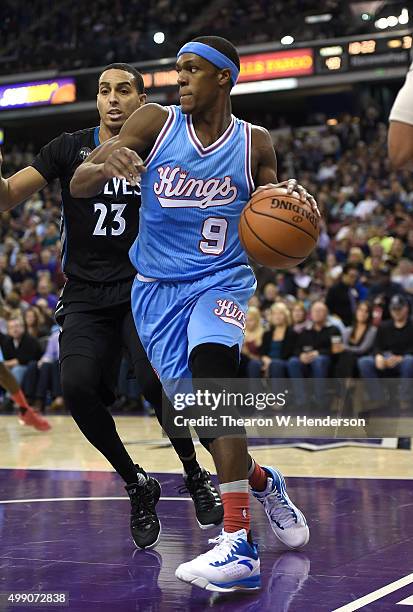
[
  {"xmin": 129, "ymin": 106, "xmax": 255, "ymax": 281},
  {"xmin": 31, "ymin": 127, "xmax": 140, "ymax": 283},
  {"xmin": 103, "ymin": 178, "xmax": 141, "ymax": 198}
]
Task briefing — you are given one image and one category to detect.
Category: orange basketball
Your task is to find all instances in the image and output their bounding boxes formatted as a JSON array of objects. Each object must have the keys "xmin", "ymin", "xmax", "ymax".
[{"xmin": 239, "ymin": 186, "xmax": 319, "ymax": 269}]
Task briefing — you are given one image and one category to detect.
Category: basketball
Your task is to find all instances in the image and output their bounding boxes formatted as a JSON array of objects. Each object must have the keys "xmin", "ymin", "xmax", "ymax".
[{"xmin": 239, "ymin": 186, "xmax": 320, "ymax": 269}]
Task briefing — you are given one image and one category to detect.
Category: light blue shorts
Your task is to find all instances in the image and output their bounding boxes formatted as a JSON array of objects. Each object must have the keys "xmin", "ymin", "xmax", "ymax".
[
  {"xmin": 131, "ymin": 265, "xmax": 256, "ymax": 383},
  {"xmin": 0, "ymin": 347, "xmax": 3, "ymax": 363}
]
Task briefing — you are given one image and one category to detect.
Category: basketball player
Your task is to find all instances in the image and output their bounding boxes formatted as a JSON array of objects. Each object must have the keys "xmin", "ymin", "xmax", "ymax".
[
  {"xmin": 388, "ymin": 49, "xmax": 413, "ymax": 168},
  {"xmin": 71, "ymin": 37, "xmax": 317, "ymax": 591},
  {"xmin": 0, "ymin": 347, "xmax": 50, "ymax": 431},
  {"xmin": 0, "ymin": 64, "xmax": 223, "ymax": 549}
]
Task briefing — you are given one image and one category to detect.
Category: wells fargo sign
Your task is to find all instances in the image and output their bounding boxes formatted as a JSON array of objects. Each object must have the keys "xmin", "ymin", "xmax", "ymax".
[{"xmin": 239, "ymin": 49, "xmax": 314, "ymax": 81}]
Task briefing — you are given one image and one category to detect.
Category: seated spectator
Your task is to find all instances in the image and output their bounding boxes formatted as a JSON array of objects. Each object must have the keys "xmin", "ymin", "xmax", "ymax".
[
  {"xmin": 364, "ymin": 243, "xmax": 386, "ymax": 272},
  {"xmin": 353, "ymin": 191, "xmax": 378, "ymax": 219},
  {"xmin": 30, "ymin": 275, "xmax": 58, "ymax": 314},
  {"xmin": 358, "ymin": 294, "xmax": 413, "ymax": 410},
  {"xmin": 392, "ymin": 259, "xmax": 413, "ymax": 294},
  {"xmin": 240, "ymin": 306, "xmax": 264, "ymax": 377},
  {"xmin": 25, "ymin": 328, "xmax": 63, "ymax": 413},
  {"xmin": 9, "ymin": 254, "xmax": 36, "ymax": 285},
  {"xmin": 33, "ymin": 299, "xmax": 54, "ymax": 335},
  {"xmin": 20, "ymin": 278, "xmax": 37, "ymax": 305},
  {"xmin": 1, "ymin": 317, "xmax": 42, "ymax": 388},
  {"xmin": 287, "ymin": 301, "xmax": 340, "ymax": 410},
  {"xmin": 242, "ymin": 306, "xmax": 264, "ymax": 357},
  {"xmin": 291, "ymin": 301, "xmax": 308, "ymax": 333},
  {"xmin": 260, "ymin": 282, "xmax": 279, "ymax": 311},
  {"xmin": 347, "ymin": 247, "xmax": 365, "ymax": 270},
  {"xmin": 41, "ymin": 223, "xmax": 60, "ymax": 248},
  {"xmin": 326, "ymin": 263, "xmax": 360, "ymax": 326},
  {"xmin": 248, "ymin": 303, "xmax": 296, "ymax": 380},
  {"xmin": 262, "ymin": 302, "xmax": 296, "ymax": 373},
  {"xmin": 387, "ymin": 238, "xmax": 405, "ymax": 267},
  {"xmin": 333, "ymin": 302, "xmax": 377, "ymax": 377},
  {"xmin": 368, "ymin": 266, "xmax": 405, "ymax": 320},
  {"xmin": 33, "ymin": 248, "xmax": 58, "ymax": 280},
  {"xmin": 317, "ymin": 157, "xmax": 337, "ymax": 182},
  {"xmin": 330, "ymin": 191, "xmax": 355, "ymax": 220},
  {"xmin": 24, "ymin": 306, "xmax": 49, "ymax": 339}
]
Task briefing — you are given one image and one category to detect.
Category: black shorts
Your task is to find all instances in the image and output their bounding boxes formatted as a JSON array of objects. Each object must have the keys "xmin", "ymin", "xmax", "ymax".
[
  {"xmin": 55, "ymin": 277, "xmax": 133, "ymax": 325},
  {"xmin": 58, "ymin": 278, "xmax": 150, "ymax": 402}
]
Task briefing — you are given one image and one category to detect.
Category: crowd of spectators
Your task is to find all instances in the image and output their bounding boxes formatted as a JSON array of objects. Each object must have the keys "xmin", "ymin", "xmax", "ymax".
[
  {"xmin": 0, "ymin": 0, "xmax": 375, "ymax": 76},
  {"xmin": 1, "ymin": 106, "xmax": 413, "ymax": 414}
]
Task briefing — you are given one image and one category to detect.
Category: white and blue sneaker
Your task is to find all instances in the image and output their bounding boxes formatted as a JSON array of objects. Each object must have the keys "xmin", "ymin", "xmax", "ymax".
[
  {"xmin": 175, "ymin": 528, "xmax": 261, "ymax": 592},
  {"xmin": 251, "ymin": 466, "xmax": 309, "ymax": 549}
]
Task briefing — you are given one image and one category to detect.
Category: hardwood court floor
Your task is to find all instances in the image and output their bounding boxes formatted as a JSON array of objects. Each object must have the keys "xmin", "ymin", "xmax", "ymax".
[
  {"xmin": 1, "ymin": 414, "xmax": 412, "ymax": 478},
  {"xmin": 1, "ymin": 415, "xmax": 413, "ymax": 611}
]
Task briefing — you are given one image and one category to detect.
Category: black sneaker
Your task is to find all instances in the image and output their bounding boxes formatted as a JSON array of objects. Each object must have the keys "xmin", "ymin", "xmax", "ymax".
[
  {"xmin": 180, "ymin": 467, "xmax": 223, "ymax": 529},
  {"xmin": 125, "ymin": 473, "xmax": 161, "ymax": 549}
]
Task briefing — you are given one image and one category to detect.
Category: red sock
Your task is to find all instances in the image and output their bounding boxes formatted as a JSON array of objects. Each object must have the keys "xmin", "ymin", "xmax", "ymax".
[
  {"xmin": 221, "ymin": 492, "xmax": 250, "ymax": 533},
  {"xmin": 248, "ymin": 461, "xmax": 268, "ymax": 492},
  {"xmin": 11, "ymin": 390, "xmax": 30, "ymax": 411}
]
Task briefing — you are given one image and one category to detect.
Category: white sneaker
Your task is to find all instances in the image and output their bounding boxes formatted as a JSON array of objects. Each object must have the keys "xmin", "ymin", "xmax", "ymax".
[
  {"xmin": 251, "ymin": 466, "xmax": 309, "ymax": 549},
  {"xmin": 175, "ymin": 528, "xmax": 261, "ymax": 592}
]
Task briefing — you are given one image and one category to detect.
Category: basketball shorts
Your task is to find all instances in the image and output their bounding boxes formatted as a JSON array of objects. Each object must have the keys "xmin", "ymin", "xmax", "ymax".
[
  {"xmin": 59, "ymin": 295, "xmax": 149, "ymax": 404},
  {"xmin": 55, "ymin": 278, "xmax": 133, "ymax": 326},
  {"xmin": 131, "ymin": 264, "xmax": 256, "ymax": 384},
  {"xmin": 0, "ymin": 347, "xmax": 4, "ymax": 363}
]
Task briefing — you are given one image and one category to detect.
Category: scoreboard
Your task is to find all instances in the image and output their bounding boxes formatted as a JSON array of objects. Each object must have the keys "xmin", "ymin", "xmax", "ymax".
[
  {"xmin": 0, "ymin": 30, "xmax": 411, "ymax": 118},
  {"xmin": 316, "ymin": 33, "xmax": 411, "ymax": 75},
  {"xmin": 140, "ymin": 31, "xmax": 412, "ymax": 91}
]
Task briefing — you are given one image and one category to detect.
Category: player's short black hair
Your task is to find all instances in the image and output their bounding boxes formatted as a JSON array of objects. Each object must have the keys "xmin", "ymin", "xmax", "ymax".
[
  {"xmin": 191, "ymin": 36, "xmax": 240, "ymax": 71},
  {"xmin": 99, "ymin": 63, "xmax": 145, "ymax": 94}
]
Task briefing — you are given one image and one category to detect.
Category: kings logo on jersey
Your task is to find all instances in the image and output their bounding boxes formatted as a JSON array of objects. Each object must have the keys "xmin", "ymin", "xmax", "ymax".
[
  {"xmin": 214, "ymin": 299, "xmax": 246, "ymax": 331},
  {"xmin": 154, "ymin": 165, "xmax": 238, "ymax": 209}
]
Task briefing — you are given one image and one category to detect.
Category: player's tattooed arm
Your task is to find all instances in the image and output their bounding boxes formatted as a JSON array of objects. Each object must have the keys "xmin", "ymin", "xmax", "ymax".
[
  {"xmin": 0, "ymin": 150, "xmax": 47, "ymax": 212},
  {"xmin": 70, "ymin": 104, "xmax": 169, "ymax": 198},
  {"xmin": 251, "ymin": 125, "xmax": 320, "ymax": 217}
]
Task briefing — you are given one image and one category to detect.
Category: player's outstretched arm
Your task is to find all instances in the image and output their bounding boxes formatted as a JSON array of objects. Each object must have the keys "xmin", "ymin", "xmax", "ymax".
[
  {"xmin": 251, "ymin": 125, "xmax": 320, "ymax": 216},
  {"xmin": 0, "ymin": 150, "xmax": 47, "ymax": 212},
  {"xmin": 388, "ymin": 64, "xmax": 413, "ymax": 169},
  {"xmin": 70, "ymin": 103, "xmax": 169, "ymax": 198},
  {"xmin": 388, "ymin": 121, "xmax": 413, "ymax": 170}
]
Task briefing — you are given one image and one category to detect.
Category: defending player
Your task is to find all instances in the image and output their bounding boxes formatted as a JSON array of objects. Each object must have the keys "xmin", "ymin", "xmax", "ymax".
[
  {"xmin": 71, "ymin": 37, "xmax": 316, "ymax": 592},
  {"xmin": 0, "ymin": 64, "xmax": 222, "ymax": 549}
]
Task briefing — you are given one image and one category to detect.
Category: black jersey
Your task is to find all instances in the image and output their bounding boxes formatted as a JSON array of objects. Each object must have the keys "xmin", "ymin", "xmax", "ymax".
[{"xmin": 31, "ymin": 127, "xmax": 140, "ymax": 283}]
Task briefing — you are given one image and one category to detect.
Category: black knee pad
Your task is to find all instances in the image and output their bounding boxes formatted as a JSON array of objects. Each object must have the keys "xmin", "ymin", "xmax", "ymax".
[
  {"xmin": 60, "ymin": 355, "xmax": 104, "ymax": 411},
  {"xmin": 190, "ymin": 343, "xmax": 239, "ymax": 379},
  {"xmin": 189, "ymin": 343, "xmax": 246, "ymax": 439}
]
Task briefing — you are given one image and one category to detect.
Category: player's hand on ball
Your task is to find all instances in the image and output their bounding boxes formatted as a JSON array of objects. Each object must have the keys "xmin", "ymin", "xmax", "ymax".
[
  {"xmin": 102, "ymin": 147, "xmax": 146, "ymax": 185},
  {"xmin": 254, "ymin": 180, "xmax": 320, "ymax": 218}
]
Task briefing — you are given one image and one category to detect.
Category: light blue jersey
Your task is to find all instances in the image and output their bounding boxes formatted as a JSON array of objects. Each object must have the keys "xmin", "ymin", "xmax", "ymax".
[{"xmin": 129, "ymin": 105, "xmax": 254, "ymax": 281}]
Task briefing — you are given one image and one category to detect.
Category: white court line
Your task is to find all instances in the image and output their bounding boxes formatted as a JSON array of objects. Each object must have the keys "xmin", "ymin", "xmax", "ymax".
[
  {"xmin": 332, "ymin": 572, "xmax": 413, "ymax": 611},
  {"xmin": 1, "ymin": 466, "xmax": 413, "ymax": 479},
  {"xmin": 0, "ymin": 496, "xmax": 191, "ymax": 505}
]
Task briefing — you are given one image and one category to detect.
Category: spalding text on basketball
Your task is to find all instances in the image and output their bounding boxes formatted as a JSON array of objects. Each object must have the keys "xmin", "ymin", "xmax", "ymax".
[
  {"xmin": 154, "ymin": 165, "xmax": 238, "ymax": 208},
  {"xmin": 270, "ymin": 198, "xmax": 318, "ymax": 230}
]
